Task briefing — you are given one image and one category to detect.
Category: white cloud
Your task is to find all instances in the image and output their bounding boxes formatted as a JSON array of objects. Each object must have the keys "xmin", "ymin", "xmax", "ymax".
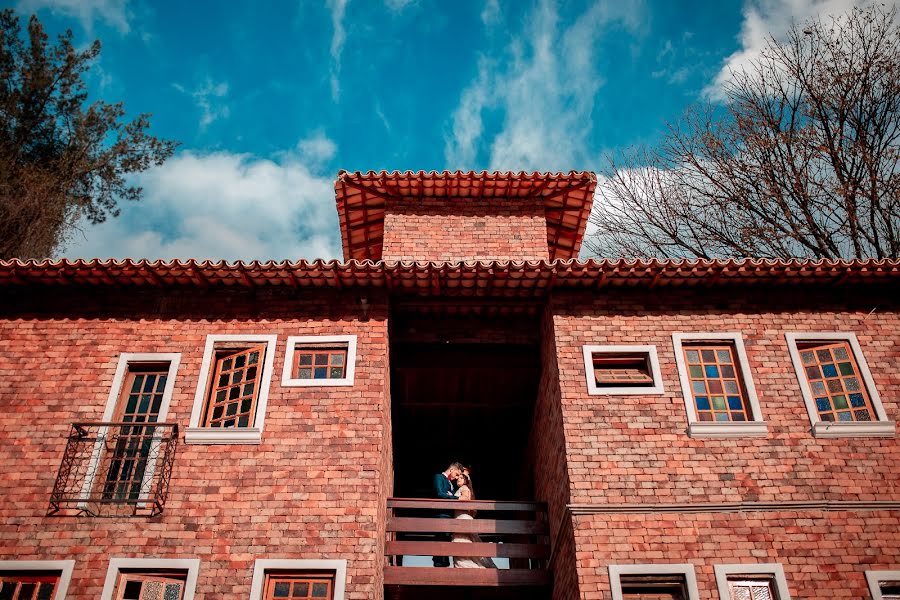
[
  {"xmin": 174, "ymin": 78, "xmax": 230, "ymax": 130},
  {"xmin": 481, "ymin": 0, "xmax": 500, "ymax": 25},
  {"xmin": 445, "ymin": 0, "xmax": 644, "ymax": 171},
  {"xmin": 18, "ymin": 0, "xmax": 130, "ymax": 34},
  {"xmin": 328, "ymin": 0, "xmax": 348, "ymax": 101},
  {"xmin": 705, "ymin": 0, "xmax": 899, "ymax": 99},
  {"xmin": 385, "ymin": 0, "xmax": 415, "ymax": 12},
  {"xmin": 61, "ymin": 145, "xmax": 342, "ymax": 262},
  {"xmin": 295, "ymin": 131, "xmax": 338, "ymax": 165}
]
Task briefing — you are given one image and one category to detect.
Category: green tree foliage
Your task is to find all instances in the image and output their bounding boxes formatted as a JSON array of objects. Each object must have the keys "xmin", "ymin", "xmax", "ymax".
[
  {"xmin": 0, "ymin": 10, "xmax": 177, "ymax": 259},
  {"xmin": 589, "ymin": 6, "xmax": 900, "ymax": 260}
]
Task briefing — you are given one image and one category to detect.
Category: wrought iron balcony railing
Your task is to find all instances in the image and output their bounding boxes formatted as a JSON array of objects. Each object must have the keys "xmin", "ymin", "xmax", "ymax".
[
  {"xmin": 48, "ymin": 421, "xmax": 178, "ymax": 517},
  {"xmin": 384, "ymin": 498, "xmax": 550, "ymax": 587}
]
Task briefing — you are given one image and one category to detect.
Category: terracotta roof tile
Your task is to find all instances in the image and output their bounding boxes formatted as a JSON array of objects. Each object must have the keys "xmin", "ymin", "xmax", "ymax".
[
  {"xmin": 334, "ymin": 170, "xmax": 597, "ymax": 261},
  {"xmin": 1, "ymin": 258, "xmax": 897, "ymax": 298}
]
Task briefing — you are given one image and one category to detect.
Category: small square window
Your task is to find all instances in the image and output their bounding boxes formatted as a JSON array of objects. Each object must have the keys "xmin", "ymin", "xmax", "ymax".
[
  {"xmin": 114, "ymin": 571, "xmax": 187, "ymax": 600},
  {"xmin": 186, "ymin": 335, "xmax": 277, "ymax": 444},
  {"xmin": 100, "ymin": 559, "xmax": 199, "ymax": 600},
  {"xmin": 263, "ymin": 573, "xmax": 334, "ymax": 599},
  {"xmin": 610, "ymin": 565, "xmax": 698, "ymax": 600},
  {"xmin": 582, "ymin": 345, "xmax": 664, "ymax": 395},
  {"xmin": 867, "ymin": 570, "xmax": 900, "ymax": 599},
  {"xmin": 714, "ymin": 565, "xmax": 791, "ymax": 600},
  {"xmin": 673, "ymin": 333, "xmax": 767, "ymax": 438},
  {"xmin": 786, "ymin": 333, "xmax": 894, "ymax": 437},
  {"xmin": 0, "ymin": 573, "xmax": 60, "ymax": 600},
  {"xmin": 283, "ymin": 336, "xmax": 357, "ymax": 387}
]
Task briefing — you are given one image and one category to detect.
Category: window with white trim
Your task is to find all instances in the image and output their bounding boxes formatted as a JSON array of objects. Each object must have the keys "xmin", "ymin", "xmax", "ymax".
[
  {"xmin": 609, "ymin": 564, "xmax": 699, "ymax": 600},
  {"xmin": 282, "ymin": 336, "xmax": 357, "ymax": 387},
  {"xmin": 0, "ymin": 560, "xmax": 75, "ymax": 600},
  {"xmin": 866, "ymin": 570, "xmax": 900, "ymax": 599},
  {"xmin": 714, "ymin": 564, "xmax": 792, "ymax": 600},
  {"xmin": 99, "ymin": 559, "xmax": 199, "ymax": 600},
  {"xmin": 673, "ymin": 333, "xmax": 767, "ymax": 438},
  {"xmin": 786, "ymin": 333, "xmax": 895, "ymax": 438},
  {"xmin": 185, "ymin": 335, "xmax": 277, "ymax": 445},
  {"xmin": 249, "ymin": 560, "xmax": 347, "ymax": 600},
  {"xmin": 582, "ymin": 345, "xmax": 664, "ymax": 395}
]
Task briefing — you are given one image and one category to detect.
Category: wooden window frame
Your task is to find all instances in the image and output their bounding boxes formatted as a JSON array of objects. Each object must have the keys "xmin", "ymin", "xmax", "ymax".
[
  {"xmin": 282, "ymin": 336, "xmax": 357, "ymax": 387},
  {"xmin": 868, "ymin": 571, "xmax": 900, "ymax": 600},
  {"xmin": 714, "ymin": 564, "xmax": 792, "ymax": 600},
  {"xmin": 681, "ymin": 343, "xmax": 751, "ymax": 423},
  {"xmin": 0, "ymin": 561, "xmax": 75, "ymax": 600},
  {"xmin": 262, "ymin": 573, "xmax": 334, "ymax": 599},
  {"xmin": 99, "ymin": 559, "xmax": 199, "ymax": 600},
  {"xmin": 609, "ymin": 564, "xmax": 699, "ymax": 600},
  {"xmin": 200, "ymin": 345, "xmax": 267, "ymax": 429},
  {"xmin": 185, "ymin": 334, "xmax": 278, "ymax": 445},
  {"xmin": 79, "ymin": 354, "xmax": 181, "ymax": 507},
  {"xmin": 113, "ymin": 570, "xmax": 188, "ymax": 600},
  {"xmin": 249, "ymin": 560, "xmax": 347, "ymax": 600},
  {"xmin": 582, "ymin": 345, "xmax": 664, "ymax": 396},
  {"xmin": 673, "ymin": 333, "xmax": 767, "ymax": 438},
  {"xmin": 786, "ymin": 332, "xmax": 895, "ymax": 438}
]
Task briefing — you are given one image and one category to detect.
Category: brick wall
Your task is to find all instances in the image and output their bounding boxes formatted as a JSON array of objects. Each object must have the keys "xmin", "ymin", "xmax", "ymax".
[
  {"xmin": 550, "ymin": 286, "xmax": 900, "ymax": 598},
  {"xmin": 382, "ymin": 197, "xmax": 549, "ymax": 262},
  {"xmin": 0, "ymin": 288, "xmax": 391, "ymax": 599}
]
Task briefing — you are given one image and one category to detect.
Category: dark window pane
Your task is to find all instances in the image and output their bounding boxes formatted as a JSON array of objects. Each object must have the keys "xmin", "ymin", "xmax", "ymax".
[{"xmin": 312, "ymin": 582, "xmax": 329, "ymax": 597}]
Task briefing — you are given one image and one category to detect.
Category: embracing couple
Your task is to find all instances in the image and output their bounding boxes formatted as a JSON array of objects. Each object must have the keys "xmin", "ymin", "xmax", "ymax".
[{"xmin": 432, "ymin": 461, "xmax": 497, "ymax": 569}]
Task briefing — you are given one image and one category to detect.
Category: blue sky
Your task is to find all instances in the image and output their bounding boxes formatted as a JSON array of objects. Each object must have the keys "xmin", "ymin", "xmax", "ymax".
[{"xmin": 16, "ymin": 0, "xmax": 884, "ymax": 261}]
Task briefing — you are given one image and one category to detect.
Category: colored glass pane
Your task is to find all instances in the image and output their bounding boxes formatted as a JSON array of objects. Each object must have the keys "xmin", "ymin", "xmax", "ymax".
[
  {"xmin": 683, "ymin": 343, "xmax": 750, "ymax": 422},
  {"xmin": 796, "ymin": 340, "xmax": 875, "ymax": 423},
  {"xmin": 294, "ymin": 347, "xmax": 348, "ymax": 381}
]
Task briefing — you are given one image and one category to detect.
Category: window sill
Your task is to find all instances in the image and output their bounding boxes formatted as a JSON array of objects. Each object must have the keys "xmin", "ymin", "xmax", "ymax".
[
  {"xmin": 688, "ymin": 421, "xmax": 768, "ymax": 438},
  {"xmin": 812, "ymin": 421, "xmax": 896, "ymax": 438},
  {"xmin": 183, "ymin": 427, "xmax": 262, "ymax": 444}
]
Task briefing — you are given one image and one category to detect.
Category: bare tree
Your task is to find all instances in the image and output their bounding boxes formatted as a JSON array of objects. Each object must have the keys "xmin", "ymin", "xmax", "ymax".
[
  {"xmin": 588, "ymin": 5, "xmax": 900, "ymax": 260},
  {"xmin": 0, "ymin": 11, "xmax": 177, "ymax": 259}
]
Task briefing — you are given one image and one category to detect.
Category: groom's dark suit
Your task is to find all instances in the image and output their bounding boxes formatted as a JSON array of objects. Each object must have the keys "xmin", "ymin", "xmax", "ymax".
[{"xmin": 432, "ymin": 472, "xmax": 457, "ymax": 567}]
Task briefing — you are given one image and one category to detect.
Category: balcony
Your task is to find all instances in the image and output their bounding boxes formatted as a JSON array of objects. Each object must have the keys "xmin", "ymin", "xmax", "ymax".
[
  {"xmin": 384, "ymin": 498, "xmax": 550, "ymax": 592},
  {"xmin": 48, "ymin": 421, "xmax": 178, "ymax": 517}
]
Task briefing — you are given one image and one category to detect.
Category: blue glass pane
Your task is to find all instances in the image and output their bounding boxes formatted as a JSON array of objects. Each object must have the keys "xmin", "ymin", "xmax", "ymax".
[
  {"xmin": 704, "ymin": 365, "xmax": 719, "ymax": 378},
  {"xmin": 695, "ymin": 396, "xmax": 710, "ymax": 410},
  {"xmin": 815, "ymin": 397, "xmax": 831, "ymax": 412},
  {"xmin": 727, "ymin": 396, "xmax": 743, "ymax": 410},
  {"xmin": 837, "ymin": 411, "xmax": 853, "ymax": 421},
  {"xmin": 822, "ymin": 364, "xmax": 838, "ymax": 378},
  {"xmin": 849, "ymin": 393, "xmax": 865, "ymax": 407}
]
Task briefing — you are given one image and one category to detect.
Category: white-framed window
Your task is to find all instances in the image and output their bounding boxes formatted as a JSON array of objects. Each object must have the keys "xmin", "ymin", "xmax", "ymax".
[
  {"xmin": 672, "ymin": 332, "xmax": 767, "ymax": 438},
  {"xmin": 79, "ymin": 354, "xmax": 181, "ymax": 508},
  {"xmin": 282, "ymin": 335, "xmax": 357, "ymax": 387},
  {"xmin": 582, "ymin": 345, "xmax": 664, "ymax": 395},
  {"xmin": 714, "ymin": 563, "xmax": 792, "ymax": 599},
  {"xmin": 609, "ymin": 564, "xmax": 699, "ymax": 600},
  {"xmin": 99, "ymin": 558, "xmax": 200, "ymax": 600},
  {"xmin": 866, "ymin": 570, "xmax": 900, "ymax": 599},
  {"xmin": 0, "ymin": 560, "xmax": 75, "ymax": 600},
  {"xmin": 249, "ymin": 559, "xmax": 347, "ymax": 600},
  {"xmin": 185, "ymin": 334, "xmax": 278, "ymax": 445},
  {"xmin": 786, "ymin": 332, "xmax": 895, "ymax": 438}
]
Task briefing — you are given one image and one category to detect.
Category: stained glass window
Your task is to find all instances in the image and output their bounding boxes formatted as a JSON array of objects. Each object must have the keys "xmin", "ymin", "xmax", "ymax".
[
  {"xmin": 203, "ymin": 345, "xmax": 265, "ymax": 428},
  {"xmin": 293, "ymin": 347, "xmax": 348, "ymax": 381},
  {"xmin": 0, "ymin": 574, "xmax": 59, "ymax": 600},
  {"xmin": 114, "ymin": 572, "xmax": 185, "ymax": 600},
  {"xmin": 797, "ymin": 341, "xmax": 875, "ymax": 422},
  {"xmin": 263, "ymin": 574, "xmax": 334, "ymax": 600},
  {"xmin": 728, "ymin": 578, "xmax": 778, "ymax": 600},
  {"xmin": 683, "ymin": 344, "xmax": 750, "ymax": 422},
  {"xmin": 593, "ymin": 355, "xmax": 654, "ymax": 387}
]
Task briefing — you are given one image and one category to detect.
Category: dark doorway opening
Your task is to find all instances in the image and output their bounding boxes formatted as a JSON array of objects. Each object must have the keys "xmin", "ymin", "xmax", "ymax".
[{"xmin": 389, "ymin": 309, "xmax": 541, "ymax": 501}]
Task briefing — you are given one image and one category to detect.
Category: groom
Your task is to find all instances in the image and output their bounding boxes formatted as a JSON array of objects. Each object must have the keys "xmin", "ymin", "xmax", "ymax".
[{"xmin": 431, "ymin": 461, "xmax": 464, "ymax": 567}]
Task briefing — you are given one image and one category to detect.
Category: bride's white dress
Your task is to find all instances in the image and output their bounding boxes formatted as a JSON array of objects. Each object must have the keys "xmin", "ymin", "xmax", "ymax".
[{"xmin": 451, "ymin": 486, "xmax": 497, "ymax": 569}]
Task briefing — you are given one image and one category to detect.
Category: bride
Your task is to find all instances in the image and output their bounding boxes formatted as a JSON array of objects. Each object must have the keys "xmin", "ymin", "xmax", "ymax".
[{"xmin": 451, "ymin": 469, "xmax": 497, "ymax": 569}]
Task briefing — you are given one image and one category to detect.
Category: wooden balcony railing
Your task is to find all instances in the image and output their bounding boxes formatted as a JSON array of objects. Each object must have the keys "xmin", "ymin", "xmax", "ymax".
[
  {"xmin": 48, "ymin": 421, "xmax": 178, "ymax": 517},
  {"xmin": 384, "ymin": 498, "xmax": 550, "ymax": 587}
]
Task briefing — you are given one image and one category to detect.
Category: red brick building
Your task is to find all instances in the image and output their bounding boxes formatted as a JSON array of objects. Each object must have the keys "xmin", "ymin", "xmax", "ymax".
[{"xmin": 1, "ymin": 171, "xmax": 899, "ymax": 600}]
